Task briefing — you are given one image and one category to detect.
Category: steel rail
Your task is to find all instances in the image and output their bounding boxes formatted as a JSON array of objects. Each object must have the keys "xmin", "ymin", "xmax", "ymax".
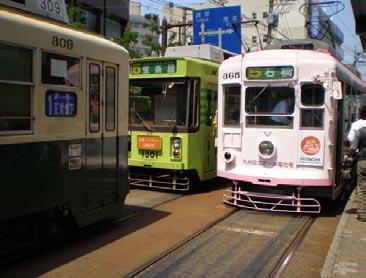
[
  {"xmin": 127, "ymin": 208, "xmax": 238, "ymax": 278},
  {"xmin": 268, "ymin": 216, "xmax": 316, "ymax": 278}
]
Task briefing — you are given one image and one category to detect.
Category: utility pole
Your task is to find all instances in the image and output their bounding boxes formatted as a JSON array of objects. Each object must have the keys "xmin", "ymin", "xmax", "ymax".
[
  {"xmin": 161, "ymin": 20, "xmax": 193, "ymax": 55},
  {"xmin": 182, "ymin": 8, "xmax": 187, "ymax": 45},
  {"xmin": 267, "ymin": 0, "xmax": 274, "ymax": 45},
  {"xmin": 162, "ymin": 18, "xmax": 168, "ymax": 55}
]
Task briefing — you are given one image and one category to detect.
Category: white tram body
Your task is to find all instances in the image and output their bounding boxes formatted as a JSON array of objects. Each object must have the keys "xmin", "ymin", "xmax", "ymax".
[{"xmin": 218, "ymin": 46, "xmax": 365, "ymax": 213}]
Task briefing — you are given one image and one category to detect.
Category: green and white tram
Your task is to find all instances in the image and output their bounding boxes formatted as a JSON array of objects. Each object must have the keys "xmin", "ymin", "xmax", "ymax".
[
  {"xmin": 0, "ymin": 7, "xmax": 129, "ymax": 249},
  {"xmin": 128, "ymin": 45, "xmax": 234, "ymax": 191}
]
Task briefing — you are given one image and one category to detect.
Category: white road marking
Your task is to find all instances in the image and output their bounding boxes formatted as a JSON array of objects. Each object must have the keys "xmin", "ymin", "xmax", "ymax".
[
  {"xmin": 334, "ymin": 262, "xmax": 358, "ymax": 275},
  {"xmin": 225, "ymin": 227, "xmax": 277, "ymax": 237}
]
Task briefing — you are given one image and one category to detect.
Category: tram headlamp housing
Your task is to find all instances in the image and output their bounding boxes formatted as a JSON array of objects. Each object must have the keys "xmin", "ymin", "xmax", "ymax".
[
  {"xmin": 224, "ymin": 149, "xmax": 235, "ymax": 163},
  {"xmin": 171, "ymin": 137, "xmax": 181, "ymax": 159},
  {"xmin": 259, "ymin": 140, "xmax": 275, "ymax": 158}
]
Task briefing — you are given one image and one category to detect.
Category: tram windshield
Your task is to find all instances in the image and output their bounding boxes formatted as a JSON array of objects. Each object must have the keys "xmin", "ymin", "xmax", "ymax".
[
  {"xmin": 129, "ymin": 78, "xmax": 199, "ymax": 131},
  {"xmin": 245, "ymin": 86, "xmax": 295, "ymax": 128}
]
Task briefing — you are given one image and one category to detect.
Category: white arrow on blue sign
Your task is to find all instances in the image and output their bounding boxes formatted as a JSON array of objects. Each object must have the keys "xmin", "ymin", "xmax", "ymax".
[{"xmin": 193, "ymin": 6, "xmax": 242, "ymax": 54}]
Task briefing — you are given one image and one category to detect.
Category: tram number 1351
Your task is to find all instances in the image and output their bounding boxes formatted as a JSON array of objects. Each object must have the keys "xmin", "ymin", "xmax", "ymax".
[{"xmin": 141, "ymin": 150, "xmax": 159, "ymax": 158}]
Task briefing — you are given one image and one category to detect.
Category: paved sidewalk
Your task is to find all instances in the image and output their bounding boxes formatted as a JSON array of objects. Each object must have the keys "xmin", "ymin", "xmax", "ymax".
[{"xmin": 321, "ymin": 191, "xmax": 366, "ymax": 277}]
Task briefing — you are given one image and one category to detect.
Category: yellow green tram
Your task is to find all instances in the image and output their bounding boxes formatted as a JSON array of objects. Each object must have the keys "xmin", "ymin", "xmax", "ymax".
[
  {"xmin": 128, "ymin": 45, "xmax": 231, "ymax": 190},
  {"xmin": 0, "ymin": 7, "xmax": 129, "ymax": 251}
]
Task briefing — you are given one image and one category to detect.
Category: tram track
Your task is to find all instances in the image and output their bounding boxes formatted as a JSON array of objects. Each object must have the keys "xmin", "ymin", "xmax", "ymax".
[
  {"xmin": 133, "ymin": 211, "xmax": 316, "ymax": 277},
  {"xmin": 128, "ymin": 208, "xmax": 239, "ymax": 277},
  {"xmin": 268, "ymin": 216, "xmax": 315, "ymax": 278}
]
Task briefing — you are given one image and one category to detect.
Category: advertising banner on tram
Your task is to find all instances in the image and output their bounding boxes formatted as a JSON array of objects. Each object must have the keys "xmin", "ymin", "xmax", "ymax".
[{"xmin": 297, "ymin": 133, "xmax": 324, "ymax": 166}]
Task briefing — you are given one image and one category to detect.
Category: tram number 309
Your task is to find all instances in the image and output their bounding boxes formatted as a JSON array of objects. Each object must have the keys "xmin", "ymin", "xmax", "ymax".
[
  {"xmin": 141, "ymin": 150, "xmax": 159, "ymax": 158},
  {"xmin": 40, "ymin": 0, "xmax": 61, "ymax": 14}
]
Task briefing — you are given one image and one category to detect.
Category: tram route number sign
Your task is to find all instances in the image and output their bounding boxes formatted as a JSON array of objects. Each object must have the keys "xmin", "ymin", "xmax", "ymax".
[
  {"xmin": 46, "ymin": 91, "xmax": 77, "ymax": 116},
  {"xmin": 131, "ymin": 60, "xmax": 176, "ymax": 75},
  {"xmin": 246, "ymin": 66, "xmax": 294, "ymax": 80},
  {"xmin": 137, "ymin": 135, "xmax": 162, "ymax": 151}
]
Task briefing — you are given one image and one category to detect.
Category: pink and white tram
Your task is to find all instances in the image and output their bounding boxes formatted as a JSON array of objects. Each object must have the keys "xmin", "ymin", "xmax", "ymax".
[{"xmin": 217, "ymin": 42, "xmax": 366, "ymax": 213}]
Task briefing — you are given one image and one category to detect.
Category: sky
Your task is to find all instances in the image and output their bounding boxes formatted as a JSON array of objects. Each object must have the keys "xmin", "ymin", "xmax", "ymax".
[{"xmin": 139, "ymin": 0, "xmax": 365, "ymax": 77}]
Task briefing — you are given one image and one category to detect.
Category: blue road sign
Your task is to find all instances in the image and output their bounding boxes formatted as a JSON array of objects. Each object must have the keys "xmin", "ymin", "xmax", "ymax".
[{"xmin": 193, "ymin": 6, "xmax": 242, "ymax": 54}]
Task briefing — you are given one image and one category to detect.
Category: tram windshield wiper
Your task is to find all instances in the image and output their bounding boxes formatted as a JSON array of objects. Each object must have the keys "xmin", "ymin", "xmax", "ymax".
[
  {"xmin": 249, "ymin": 84, "xmax": 271, "ymax": 108},
  {"xmin": 131, "ymin": 107, "xmax": 154, "ymax": 132}
]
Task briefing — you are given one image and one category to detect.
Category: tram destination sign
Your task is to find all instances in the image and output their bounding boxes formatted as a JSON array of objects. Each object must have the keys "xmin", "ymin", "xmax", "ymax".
[
  {"xmin": 246, "ymin": 66, "xmax": 294, "ymax": 80},
  {"xmin": 46, "ymin": 91, "xmax": 76, "ymax": 116},
  {"xmin": 131, "ymin": 60, "xmax": 177, "ymax": 75}
]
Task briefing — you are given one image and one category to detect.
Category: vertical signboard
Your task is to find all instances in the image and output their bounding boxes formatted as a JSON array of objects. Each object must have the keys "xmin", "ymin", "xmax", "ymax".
[{"xmin": 0, "ymin": 0, "xmax": 69, "ymax": 23}]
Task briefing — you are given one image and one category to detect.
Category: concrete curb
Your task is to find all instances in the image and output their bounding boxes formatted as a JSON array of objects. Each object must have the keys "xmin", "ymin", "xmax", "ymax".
[{"xmin": 320, "ymin": 191, "xmax": 356, "ymax": 278}]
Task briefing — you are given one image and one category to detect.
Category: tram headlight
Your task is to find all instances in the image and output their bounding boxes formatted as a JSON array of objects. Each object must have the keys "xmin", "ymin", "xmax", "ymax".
[
  {"xmin": 171, "ymin": 137, "xmax": 181, "ymax": 158},
  {"xmin": 224, "ymin": 149, "xmax": 235, "ymax": 163},
  {"xmin": 258, "ymin": 140, "xmax": 275, "ymax": 158}
]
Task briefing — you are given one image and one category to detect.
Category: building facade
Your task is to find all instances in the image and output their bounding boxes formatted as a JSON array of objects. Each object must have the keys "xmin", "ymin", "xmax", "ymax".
[
  {"xmin": 162, "ymin": 0, "xmax": 343, "ymax": 54},
  {"xmin": 129, "ymin": 1, "xmax": 160, "ymax": 56},
  {"xmin": 66, "ymin": 0, "xmax": 129, "ymax": 38}
]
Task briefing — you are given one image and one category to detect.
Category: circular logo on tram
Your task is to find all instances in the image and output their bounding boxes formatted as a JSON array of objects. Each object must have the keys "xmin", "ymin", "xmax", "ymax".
[{"xmin": 301, "ymin": 136, "xmax": 321, "ymax": 156}]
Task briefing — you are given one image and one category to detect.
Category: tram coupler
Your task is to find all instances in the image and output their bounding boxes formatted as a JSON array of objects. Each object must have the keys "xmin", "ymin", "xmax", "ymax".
[{"xmin": 357, "ymin": 160, "xmax": 366, "ymax": 221}]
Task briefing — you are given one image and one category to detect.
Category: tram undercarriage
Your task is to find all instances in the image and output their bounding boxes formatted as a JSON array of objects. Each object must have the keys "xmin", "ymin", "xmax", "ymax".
[
  {"xmin": 223, "ymin": 182, "xmax": 346, "ymax": 213},
  {"xmin": 128, "ymin": 167, "xmax": 200, "ymax": 191}
]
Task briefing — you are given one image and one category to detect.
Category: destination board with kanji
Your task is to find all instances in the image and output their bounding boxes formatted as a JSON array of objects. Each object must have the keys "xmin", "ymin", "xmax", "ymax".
[
  {"xmin": 246, "ymin": 66, "xmax": 294, "ymax": 80},
  {"xmin": 131, "ymin": 60, "xmax": 177, "ymax": 75}
]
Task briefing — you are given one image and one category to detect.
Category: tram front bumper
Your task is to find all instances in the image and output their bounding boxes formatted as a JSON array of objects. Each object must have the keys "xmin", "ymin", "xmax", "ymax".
[
  {"xmin": 129, "ymin": 159, "xmax": 185, "ymax": 170},
  {"xmin": 223, "ymin": 184, "xmax": 321, "ymax": 213}
]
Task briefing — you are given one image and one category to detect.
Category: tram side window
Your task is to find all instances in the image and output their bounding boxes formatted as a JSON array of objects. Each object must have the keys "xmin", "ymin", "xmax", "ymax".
[
  {"xmin": 206, "ymin": 89, "xmax": 213, "ymax": 126},
  {"xmin": 300, "ymin": 83, "xmax": 324, "ymax": 129},
  {"xmin": 41, "ymin": 52, "xmax": 80, "ymax": 87},
  {"xmin": 105, "ymin": 67, "xmax": 116, "ymax": 131},
  {"xmin": 89, "ymin": 64, "xmax": 101, "ymax": 132},
  {"xmin": 0, "ymin": 43, "xmax": 32, "ymax": 134},
  {"xmin": 188, "ymin": 79, "xmax": 200, "ymax": 129},
  {"xmin": 223, "ymin": 85, "xmax": 241, "ymax": 126}
]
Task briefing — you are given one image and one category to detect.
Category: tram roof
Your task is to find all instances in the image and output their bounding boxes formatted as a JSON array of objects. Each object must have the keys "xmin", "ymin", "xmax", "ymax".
[
  {"xmin": 220, "ymin": 49, "xmax": 366, "ymax": 93},
  {"xmin": 0, "ymin": 7, "xmax": 128, "ymax": 61},
  {"xmin": 130, "ymin": 55, "xmax": 220, "ymax": 66}
]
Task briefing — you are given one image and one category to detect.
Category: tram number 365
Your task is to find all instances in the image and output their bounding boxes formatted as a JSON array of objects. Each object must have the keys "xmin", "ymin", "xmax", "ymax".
[{"xmin": 141, "ymin": 150, "xmax": 159, "ymax": 158}]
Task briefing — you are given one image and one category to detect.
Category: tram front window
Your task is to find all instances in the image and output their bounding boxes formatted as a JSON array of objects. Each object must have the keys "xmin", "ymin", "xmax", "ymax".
[
  {"xmin": 129, "ymin": 78, "xmax": 199, "ymax": 131},
  {"xmin": 245, "ymin": 86, "xmax": 295, "ymax": 128}
]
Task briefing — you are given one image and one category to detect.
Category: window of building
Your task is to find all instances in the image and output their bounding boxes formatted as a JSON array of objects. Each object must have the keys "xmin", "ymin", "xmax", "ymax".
[
  {"xmin": 263, "ymin": 12, "xmax": 268, "ymax": 18},
  {"xmin": 224, "ymin": 84, "xmax": 241, "ymax": 126},
  {"xmin": 42, "ymin": 52, "xmax": 80, "ymax": 87},
  {"xmin": 252, "ymin": 36, "xmax": 257, "ymax": 43},
  {"xmin": 252, "ymin": 12, "xmax": 257, "ymax": 19},
  {"xmin": 0, "ymin": 43, "xmax": 33, "ymax": 134},
  {"xmin": 77, "ymin": 8, "xmax": 100, "ymax": 33},
  {"xmin": 105, "ymin": 18, "xmax": 122, "ymax": 39}
]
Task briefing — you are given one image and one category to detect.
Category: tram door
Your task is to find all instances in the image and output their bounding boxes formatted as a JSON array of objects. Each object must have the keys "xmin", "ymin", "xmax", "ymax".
[
  {"xmin": 205, "ymin": 86, "xmax": 217, "ymax": 173},
  {"xmin": 86, "ymin": 61, "xmax": 119, "ymax": 211}
]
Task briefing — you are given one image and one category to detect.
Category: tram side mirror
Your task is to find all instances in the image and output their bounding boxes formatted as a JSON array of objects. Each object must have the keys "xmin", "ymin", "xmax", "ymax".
[
  {"xmin": 332, "ymin": 81, "xmax": 343, "ymax": 100},
  {"xmin": 162, "ymin": 82, "xmax": 173, "ymax": 96}
]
